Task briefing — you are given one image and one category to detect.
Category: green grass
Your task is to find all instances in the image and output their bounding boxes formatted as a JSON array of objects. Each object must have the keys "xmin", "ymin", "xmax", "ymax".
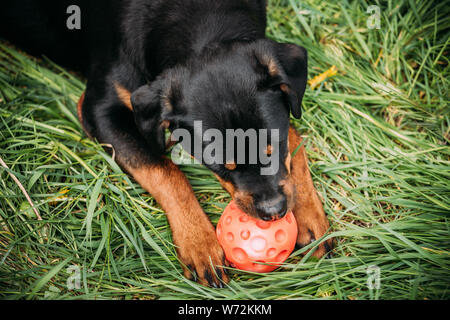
[{"xmin": 0, "ymin": 0, "xmax": 449, "ymax": 300}]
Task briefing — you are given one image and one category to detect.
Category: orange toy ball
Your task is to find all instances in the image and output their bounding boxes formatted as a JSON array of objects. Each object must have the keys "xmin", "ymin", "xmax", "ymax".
[{"xmin": 216, "ymin": 201, "xmax": 298, "ymax": 273}]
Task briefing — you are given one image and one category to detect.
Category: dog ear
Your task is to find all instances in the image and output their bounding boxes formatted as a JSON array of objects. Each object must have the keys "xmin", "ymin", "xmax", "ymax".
[
  {"xmin": 130, "ymin": 78, "xmax": 181, "ymax": 153},
  {"xmin": 274, "ymin": 43, "xmax": 307, "ymax": 119},
  {"xmin": 255, "ymin": 42, "xmax": 308, "ymax": 119}
]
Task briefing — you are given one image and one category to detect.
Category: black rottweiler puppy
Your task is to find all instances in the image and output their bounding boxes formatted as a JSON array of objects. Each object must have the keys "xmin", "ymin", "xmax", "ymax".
[{"xmin": 1, "ymin": 0, "xmax": 332, "ymax": 287}]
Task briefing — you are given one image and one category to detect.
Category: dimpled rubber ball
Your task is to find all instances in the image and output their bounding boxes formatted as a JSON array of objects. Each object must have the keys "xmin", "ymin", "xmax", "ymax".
[{"xmin": 216, "ymin": 201, "xmax": 298, "ymax": 273}]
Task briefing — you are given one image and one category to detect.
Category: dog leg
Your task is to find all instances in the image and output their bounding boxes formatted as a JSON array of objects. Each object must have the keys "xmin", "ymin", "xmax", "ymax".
[
  {"xmin": 78, "ymin": 90, "xmax": 228, "ymax": 287},
  {"xmin": 288, "ymin": 126, "xmax": 333, "ymax": 257},
  {"xmin": 125, "ymin": 158, "xmax": 229, "ymax": 287}
]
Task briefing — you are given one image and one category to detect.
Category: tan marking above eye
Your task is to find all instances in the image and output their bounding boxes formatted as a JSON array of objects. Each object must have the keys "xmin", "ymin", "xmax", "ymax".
[
  {"xmin": 265, "ymin": 145, "xmax": 273, "ymax": 155},
  {"xmin": 160, "ymin": 120, "xmax": 170, "ymax": 129},
  {"xmin": 257, "ymin": 53, "xmax": 280, "ymax": 77},
  {"xmin": 280, "ymin": 83, "xmax": 289, "ymax": 93},
  {"xmin": 162, "ymin": 95, "xmax": 173, "ymax": 112},
  {"xmin": 225, "ymin": 161, "xmax": 237, "ymax": 171},
  {"xmin": 267, "ymin": 58, "xmax": 279, "ymax": 77}
]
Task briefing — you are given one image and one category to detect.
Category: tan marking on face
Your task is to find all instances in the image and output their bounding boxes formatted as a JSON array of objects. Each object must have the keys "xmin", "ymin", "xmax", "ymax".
[
  {"xmin": 224, "ymin": 161, "xmax": 237, "ymax": 171},
  {"xmin": 161, "ymin": 85, "xmax": 174, "ymax": 112},
  {"xmin": 214, "ymin": 174, "xmax": 235, "ymax": 197},
  {"xmin": 214, "ymin": 174, "xmax": 257, "ymax": 216},
  {"xmin": 265, "ymin": 145, "xmax": 273, "ymax": 155},
  {"xmin": 279, "ymin": 177, "xmax": 295, "ymax": 213},
  {"xmin": 234, "ymin": 190, "xmax": 254, "ymax": 215},
  {"xmin": 160, "ymin": 120, "xmax": 170, "ymax": 129},
  {"xmin": 162, "ymin": 96, "xmax": 173, "ymax": 112},
  {"xmin": 265, "ymin": 56, "xmax": 279, "ymax": 77},
  {"xmin": 285, "ymin": 152, "xmax": 292, "ymax": 175},
  {"xmin": 114, "ymin": 83, "xmax": 133, "ymax": 111},
  {"xmin": 280, "ymin": 83, "xmax": 290, "ymax": 94}
]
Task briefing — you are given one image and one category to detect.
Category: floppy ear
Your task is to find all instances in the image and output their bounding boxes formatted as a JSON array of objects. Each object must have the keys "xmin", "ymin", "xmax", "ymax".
[
  {"xmin": 274, "ymin": 43, "xmax": 308, "ymax": 119},
  {"xmin": 255, "ymin": 42, "xmax": 308, "ymax": 119},
  {"xmin": 130, "ymin": 80, "xmax": 172, "ymax": 153}
]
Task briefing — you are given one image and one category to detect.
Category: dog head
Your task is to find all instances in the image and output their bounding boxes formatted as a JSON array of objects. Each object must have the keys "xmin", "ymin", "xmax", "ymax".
[{"xmin": 131, "ymin": 39, "xmax": 307, "ymax": 221}]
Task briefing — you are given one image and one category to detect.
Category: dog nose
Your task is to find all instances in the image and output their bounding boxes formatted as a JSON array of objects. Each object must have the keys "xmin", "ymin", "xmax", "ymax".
[{"xmin": 256, "ymin": 196, "xmax": 287, "ymax": 221}]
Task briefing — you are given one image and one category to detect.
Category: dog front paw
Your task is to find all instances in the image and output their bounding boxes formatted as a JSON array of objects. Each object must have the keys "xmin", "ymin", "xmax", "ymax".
[
  {"xmin": 173, "ymin": 223, "xmax": 229, "ymax": 288},
  {"xmin": 293, "ymin": 190, "xmax": 333, "ymax": 258}
]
